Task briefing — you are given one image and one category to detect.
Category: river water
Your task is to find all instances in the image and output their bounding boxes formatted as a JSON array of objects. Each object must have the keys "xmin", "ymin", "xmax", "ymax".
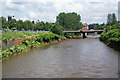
[{"xmin": 2, "ymin": 36, "xmax": 119, "ymax": 78}]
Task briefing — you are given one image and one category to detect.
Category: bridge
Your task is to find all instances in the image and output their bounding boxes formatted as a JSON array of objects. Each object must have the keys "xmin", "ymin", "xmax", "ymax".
[{"xmin": 63, "ymin": 30, "xmax": 104, "ymax": 38}]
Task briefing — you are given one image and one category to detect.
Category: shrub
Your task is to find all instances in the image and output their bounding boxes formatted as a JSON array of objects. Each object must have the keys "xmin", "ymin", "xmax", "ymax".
[
  {"xmin": 1, "ymin": 32, "xmax": 66, "ymax": 60},
  {"xmin": 100, "ymin": 29, "xmax": 120, "ymax": 51}
]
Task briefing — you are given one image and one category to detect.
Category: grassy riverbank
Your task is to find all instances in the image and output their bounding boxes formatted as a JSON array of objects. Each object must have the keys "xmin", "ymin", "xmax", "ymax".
[
  {"xmin": 1, "ymin": 32, "xmax": 66, "ymax": 60},
  {"xmin": 100, "ymin": 29, "xmax": 120, "ymax": 51}
]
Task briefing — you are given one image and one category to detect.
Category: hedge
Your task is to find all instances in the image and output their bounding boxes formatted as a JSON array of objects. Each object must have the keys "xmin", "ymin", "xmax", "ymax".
[{"xmin": 100, "ymin": 29, "xmax": 120, "ymax": 51}]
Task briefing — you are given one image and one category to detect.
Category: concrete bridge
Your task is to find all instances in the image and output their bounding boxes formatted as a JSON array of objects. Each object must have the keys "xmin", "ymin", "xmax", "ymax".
[{"xmin": 63, "ymin": 30, "xmax": 104, "ymax": 38}]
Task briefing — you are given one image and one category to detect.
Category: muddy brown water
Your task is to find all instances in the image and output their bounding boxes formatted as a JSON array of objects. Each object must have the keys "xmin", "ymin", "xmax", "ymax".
[{"xmin": 2, "ymin": 36, "xmax": 119, "ymax": 78}]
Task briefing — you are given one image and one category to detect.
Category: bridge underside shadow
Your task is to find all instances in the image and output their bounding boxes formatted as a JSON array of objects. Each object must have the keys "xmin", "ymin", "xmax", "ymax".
[{"xmin": 63, "ymin": 30, "xmax": 104, "ymax": 38}]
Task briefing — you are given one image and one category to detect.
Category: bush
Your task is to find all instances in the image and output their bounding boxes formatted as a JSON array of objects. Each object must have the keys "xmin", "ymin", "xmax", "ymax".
[
  {"xmin": 100, "ymin": 29, "xmax": 120, "ymax": 51},
  {"xmin": 1, "ymin": 32, "xmax": 66, "ymax": 60}
]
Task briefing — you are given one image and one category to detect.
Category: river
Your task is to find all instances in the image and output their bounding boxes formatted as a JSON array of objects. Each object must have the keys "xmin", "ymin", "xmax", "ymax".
[{"xmin": 2, "ymin": 36, "xmax": 119, "ymax": 78}]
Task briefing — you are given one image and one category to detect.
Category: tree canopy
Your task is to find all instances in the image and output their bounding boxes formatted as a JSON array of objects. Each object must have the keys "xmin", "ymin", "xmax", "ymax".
[
  {"xmin": 107, "ymin": 13, "xmax": 117, "ymax": 26},
  {"xmin": 56, "ymin": 12, "xmax": 82, "ymax": 30},
  {"xmin": 0, "ymin": 16, "xmax": 63, "ymax": 35}
]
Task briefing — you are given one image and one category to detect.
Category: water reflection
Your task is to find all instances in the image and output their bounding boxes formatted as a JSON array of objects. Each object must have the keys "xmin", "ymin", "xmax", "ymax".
[{"xmin": 87, "ymin": 35, "xmax": 100, "ymax": 38}]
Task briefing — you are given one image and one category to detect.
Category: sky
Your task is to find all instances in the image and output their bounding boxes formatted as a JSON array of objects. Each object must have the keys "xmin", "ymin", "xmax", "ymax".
[{"xmin": 0, "ymin": 0, "xmax": 119, "ymax": 24}]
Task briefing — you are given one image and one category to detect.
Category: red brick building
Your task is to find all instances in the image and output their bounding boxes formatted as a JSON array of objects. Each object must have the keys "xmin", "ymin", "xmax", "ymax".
[{"xmin": 81, "ymin": 23, "xmax": 89, "ymax": 31}]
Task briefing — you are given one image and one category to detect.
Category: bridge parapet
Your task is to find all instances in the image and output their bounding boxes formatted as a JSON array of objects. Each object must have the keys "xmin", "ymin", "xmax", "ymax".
[
  {"xmin": 63, "ymin": 30, "xmax": 104, "ymax": 38},
  {"xmin": 63, "ymin": 30, "xmax": 104, "ymax": 33}
]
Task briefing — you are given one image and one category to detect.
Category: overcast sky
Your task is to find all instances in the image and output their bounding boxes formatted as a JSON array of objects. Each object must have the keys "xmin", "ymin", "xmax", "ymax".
[{"xmin": 0, "ymin": 0, "xmax": 119, "ymax": 24}]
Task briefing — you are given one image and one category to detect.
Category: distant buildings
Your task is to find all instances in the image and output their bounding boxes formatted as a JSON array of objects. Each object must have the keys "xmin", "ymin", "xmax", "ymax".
[
  {"xmin": 118, "ymin": 2, "xmax": 120, "ymax": 21},
  {"xmin": 8, "ymin": 15, "xmax": 14, "ymax": 21},
  {"xmin": 81, "ymin": 23, "xmax": 89, "ymax": 30},
  {"xmin": 88, "ymin": 25, "xmax": 94, "ymax": 29},
  {"xmin": 80, "ymin": 23, "xmax": 89, "ymax": 37},
  {"xmin": 88, "ymin": 23, "xmax": 99, "ymax": 29}
]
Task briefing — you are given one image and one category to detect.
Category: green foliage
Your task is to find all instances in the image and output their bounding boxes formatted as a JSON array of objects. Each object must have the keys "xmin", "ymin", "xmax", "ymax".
[
  {"xmin": 64, "ymin": 33, "xmax": 80, "ymax": 38},
  {"xmin": 50, "ymin": 23, "xmax": 63, "ymax": 35},
  {"xmin": 104, "ymin": 21, "xmax": 119, "ymax": 32},
  {"xmin": 99, "ymin": 13, "xmax": 120, "ymax": 51},
  {"xmin": 94, "ymin": 25, "xmax": 105, "ymax": 30},
  {"xmin": 107, "ymin": 13, "xmax": 117, "ymax": 26},
  {"xmin": 2, "ymin": 32, "xmax": 34, "ymax": 40},
  {"xmin": 23, "ymin": 20, "xmax": 34, "ymax": 30},
  {"xmin": 64, "ymin": 33, "xmax": 75, "ymax": 38},
  {"xmin": 1, "ymin": 16, "xmax": 63, "ymax": 35},
  {"xmin": 8, "ymin": 19, "xmax": 17, "ymax": 30},
  {"xmin": 2, "ymin": 44, "xmax": 29, "ymax": 60},
  {"xmin": 0, "ymin": 17, "xmax": 7, "ymax": 29},
  {"xmin": 1, "ymin": 32, "xmax": 66, "ymax": 60},
  {"xmin": 100, "ymin": 29, "xmax": 120, "ymax": 51},
  {"xmin": 17, "ymin": 20, "xmax": 24, "ymax": 31},
  {"xmin": 56, "ymin": 12, "xmax": 82, "ymax": 30},
  {"xmin": 93, "ymin": 13, "xmax": 118, "ymax": 30}
]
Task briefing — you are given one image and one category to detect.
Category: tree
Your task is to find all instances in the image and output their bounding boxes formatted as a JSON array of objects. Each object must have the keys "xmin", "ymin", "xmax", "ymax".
[
  {"xmin": 17, "ymin": 19, "xmax": 24, "ymax": 31},
  {"xmin": 23, "ymin": 20, "xmax": 33, "ymax": 30},
  {"xmin": 0, "ymin": 17, "xmax": 7, "ymax": 29},
  {"xmin": 111, "ymin": 13, "xmax": 117, "ymax": 25},
  {"xmin": 107, "ymin": 14, "xmax": 111, "ymax": 25},
  {"xmin": 107, "ymin": 13, "xmax": 117, "ymax": 26},
  {"xmin": 56, "ymin": 12, "xmax": 82, "ymax": 30},
  {"xmin": 51, "ymin": 23, "xmax": 63, "ymax": 35},
  {"xmin": 0, "ymin": 15, "xmax": 66, "ymax": 35},
  {"xmin": 35, "ymin": 22, "xmax": 41, "ymax": 31},
  {"xmin": 8, "ymin": 19, "xmax": 17, "ymax": 30}
]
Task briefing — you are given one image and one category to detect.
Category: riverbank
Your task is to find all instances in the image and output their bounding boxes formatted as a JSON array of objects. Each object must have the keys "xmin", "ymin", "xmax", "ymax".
[
  {"xmin": 100, "ymin": 29, "xmax": 120, "ymax": 51},
  {"xmin": 1, "ymin": 32, "xmax": 66, "ymax": 61}
]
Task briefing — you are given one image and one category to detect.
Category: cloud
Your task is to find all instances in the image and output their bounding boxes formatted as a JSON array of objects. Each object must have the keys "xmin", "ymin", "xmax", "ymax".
[
  {"xmin": 19, "ymin": 16, "xmax": 28, "ymax": 21},
  {"xmin": 1, "ymin": 0, "xmax": 119, "ymax": 24},
  {"xmin": 29, "ymin": 11, "xmax": 38, "ymax": 19},
  {"xmin": 4, "ymin": 1, "xmax": 26, "ymax": 11}
]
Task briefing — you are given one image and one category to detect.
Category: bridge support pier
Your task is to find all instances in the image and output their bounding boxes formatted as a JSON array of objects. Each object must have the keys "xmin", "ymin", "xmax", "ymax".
[{"xmin": 83, "ymin": 32, "xmax": 87, "ymax": 38}]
